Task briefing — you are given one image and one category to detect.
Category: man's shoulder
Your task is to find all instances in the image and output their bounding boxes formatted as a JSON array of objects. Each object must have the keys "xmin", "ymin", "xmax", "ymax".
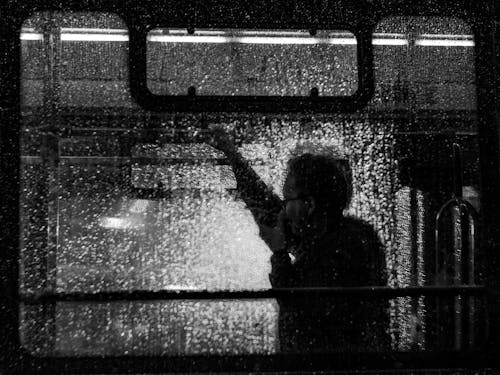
[
  {"xmin": 338, "ymin": 216, "xmax": 387, "ymax": 285},
  {"xmin": 340, "ymin": 216, "xmax": 381, "ymax": 245}
]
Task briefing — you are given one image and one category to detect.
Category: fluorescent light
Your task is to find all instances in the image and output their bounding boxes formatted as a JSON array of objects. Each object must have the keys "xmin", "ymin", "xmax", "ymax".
[
  {"xmin": 415, "ymin": 39, "xmax": 475, "ymax": 47},
  {"xmin": 60, "ymin": 27, "xmax": 126, "ymax": 34},
  {"xmin": 20, "ymin": 32, "xmax": 43, "ymax": 41},
  {"xmin": 58, "ymin": 27, "xmax": 355, "ymax": 43},
  {"xmin": 415, "ymin": 33, "xmax": 474, "ymax": 47},
  {"xmin": 19, "ymin": 27, "xmax": 475, "ymax": 47},
  {"xmin": 327, "ymin": 38, "xmax": 357, "ymax": 45},
  {"xmin": 159, "ymin": 29, "xmax": 351, "ymax": 37},
  {"xmin": 372, "ymin": 33, "xmax": 408, "ymax": 46},
  {"xmin": 233, "ymin": 36, "xmax": 357, "ymax": 45},
  {"xmin": 148, "ymin": 35, "xmax": 358, "ymax": 45},
  {"xmin": 99, "ymin": 217, "xmax": 144, "ymax": 229},
  {"xmin": 100, "ymin": 217, "xmax": 130, "ymax": 229},
  {"xmin": 149, "ymin": 31, "xmax": 408, "ymax": 45},
  {"xmin": 61, "ymin": 33, "xmax": 129, "ymax": 42},
  {"xmin": 373, "ymin": 38, "xmax": 408, "ymax": 46},
  {"xmin": 61, "ymin": 27, "xmax": 128, "ymax": 42},
  {"xmin": 238, "ymin": 30, "xmax": 312, "ymax": 37},
  {"xmin": 149, "ymin": 35, "xmax": 220, "ymax": 43}
]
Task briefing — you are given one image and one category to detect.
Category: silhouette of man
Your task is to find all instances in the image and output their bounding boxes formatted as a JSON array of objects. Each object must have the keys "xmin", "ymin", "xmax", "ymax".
[{"xmin": 210, "ymin": 127, "xmax": 389, "ymax": 352}]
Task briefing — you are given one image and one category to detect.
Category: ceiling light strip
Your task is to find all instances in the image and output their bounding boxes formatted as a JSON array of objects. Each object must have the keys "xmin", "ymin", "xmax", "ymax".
[
  {"xmin": 20, "ymin": 32, "xmax": 44, "ymax": 41},
  {"xmin": 19, "ymin": 29, "xmax": 475, "ymax": 47},
  {"xmin": 415, "ymin": 39, "xmax": 475, "ymax": 47}
]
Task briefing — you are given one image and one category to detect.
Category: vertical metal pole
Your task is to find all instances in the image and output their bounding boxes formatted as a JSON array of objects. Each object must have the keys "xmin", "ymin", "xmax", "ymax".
[
  {"xmin": 41, "ymin": 11, "xmax": 61, "ymax": 354},
  {"xmin": 454, "ymin": 144, "xmax": 473, "ymax": 349},
  {"xmin": 409, "ymin": 186, "xmax": 420, "ymax": 349},
  {"xmin": 41, "ymin": 12, "xmax": 61, "ymax": 292},
  {"xmin": 452, "ymin": 143, "xmax": 464, "ymax": 350},
  {"xmin": 407, "ymin": 21, "xmax": 421, "ymax": 349},
  {"xmin": 452, "ymin": 143, "xmax": 475, "ymax": 349}
]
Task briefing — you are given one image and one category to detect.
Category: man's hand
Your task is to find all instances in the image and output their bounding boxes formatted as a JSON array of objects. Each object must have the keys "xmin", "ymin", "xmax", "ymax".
[
  {"xmin": 261, "ymin": 209, "xmax": 296, "ymax": 254},
  {"xmin": 207, "ymin": 124, "xmax": 236, "ymax": 154}
]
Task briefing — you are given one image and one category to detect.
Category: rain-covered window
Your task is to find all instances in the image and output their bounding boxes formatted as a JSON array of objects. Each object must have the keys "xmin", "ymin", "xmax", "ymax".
[
  {"xmin": 20, "ymin": 12, "xmax": 484, "ymax": 357},
  {"xmin": 146, "ymin": 28, "xmax": 359, "ymax": 96}
]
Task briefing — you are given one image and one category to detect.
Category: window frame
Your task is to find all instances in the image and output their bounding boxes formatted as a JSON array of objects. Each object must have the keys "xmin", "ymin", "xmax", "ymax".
[
  {"xmin": 130, "ymin": 23, "xmax": 373, "ymax": 113},
  {"xmin": 1, "ymin": 0, "xmax": 500, "ymax": 373}
]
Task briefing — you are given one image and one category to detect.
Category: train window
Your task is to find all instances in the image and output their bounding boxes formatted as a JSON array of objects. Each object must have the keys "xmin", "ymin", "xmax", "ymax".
[
  {"xmin": 371, "ymin": 17, "xmax": 476, "ymax": 111},
  {"xmin": 146, "ymin": 28, "xmax": 358, "ymax": 96},
  {"xmin": 371, "ymin": 16, "xmax": 480, "ymax": 351},
  {"xmin": 17, "ymin": 7, "xmax": 489, "ymax": 372},
  {"xmin": 20, "ymin": 12, "xmax": 277, "ymax": 357}
]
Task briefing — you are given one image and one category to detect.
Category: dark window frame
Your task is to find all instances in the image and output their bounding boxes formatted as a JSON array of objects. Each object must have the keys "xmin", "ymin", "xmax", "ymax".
[
  {"xmin": 1, "ymin": 0, "xmax": 500, "ymax": 373},
  {"xmin": 130, "ymin": 23, "xmax": 372, "ymax": 113}
]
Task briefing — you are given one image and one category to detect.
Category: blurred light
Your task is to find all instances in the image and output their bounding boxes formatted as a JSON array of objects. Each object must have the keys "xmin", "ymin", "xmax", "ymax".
[
  {"xmin": 147, "ymin": 35, "xmax": 358, "ymax": 45},
  {"xmin": 129, "ymin": 199, "xmax": 150, "ymax": 214},
  {"xmin": 99, "ymin": 217, "xmax": 144, "ymax": 229},
  {"xmin": 60, "ymin": 27, "xmax": 128, "ymax": 41},
  {"xmin": 19, "ymin": 27, "xmax": 475, "ymax": 47},
  {"xmin": 167, "ymin": 29, "xmax": 311, "ymax": 37},
  {"xmin": 415, "ymin": 39, "xmax": 474, "ymax": 47},
  {"xmin": 61, "ymin": 27, "xmax": 125, "ymax": 34},
  {"xmin": 20, "ymin": 32, "xmax": 43, "ymax": 41},
  {"xmin": 373, "ymin": 38, "xmax": 408, "ymax": 46},
  {"xmin": 372, "ymin": 32, "xmax": 407, "ymax": 46},
  {"xmin": 150, "ymin": 29, "xmax": 358, "ymax": 44},
  {"xmin": 61, "ymin": 33, "xmax": 128, "ymax": 42},
  {"xmin": 416, "ymin": 33, "xmax": 474, "ymax": 47}
]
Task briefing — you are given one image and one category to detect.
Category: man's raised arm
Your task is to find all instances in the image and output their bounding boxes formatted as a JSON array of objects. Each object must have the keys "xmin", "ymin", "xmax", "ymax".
[{"xmin": 208, "ymin": 126, "xmax": 283, "ymax": 245}]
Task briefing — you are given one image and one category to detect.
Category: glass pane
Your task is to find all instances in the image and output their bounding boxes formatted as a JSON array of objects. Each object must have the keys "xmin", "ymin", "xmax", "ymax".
[
  {"xmin": 371, "ymin": 17, "xmax": 476, "ymax": 111},
  {"xmin": 371, "ymin": 16, "xmax": 480, "ymax": 351},
  {"xmin": 19, "ymin": 12, "xmax": 485, "ymax": 357},
  {"xmin": 21, "ymin": 300, "xmax": 278, "ymax": 356},
  {"xmin": 21, "ymin": 13, "xmax": 133, "ymax": 108},
  {"xmin": 146, "ymin": 29, "xmax": 358, "ymax": 96}
]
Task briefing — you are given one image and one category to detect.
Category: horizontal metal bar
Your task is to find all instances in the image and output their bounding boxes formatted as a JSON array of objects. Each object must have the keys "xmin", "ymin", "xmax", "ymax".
[
  {"xmin": 21, "ymin": 126, "xmax": 213, "ymax": 133},
  {"xmin": 21, "ymin": 128, "xmax": 480, "ymax": 137},
  {"xmin": 21, "ymin": 156, "xmax": 228, "ymax": 165},
  {"xmin": 395, "ymin": 131, "xmax": 478, "ymax": 136},
  {"xmin": 20, "ymin": 286, "xmax": 487, "ymax": 303}
]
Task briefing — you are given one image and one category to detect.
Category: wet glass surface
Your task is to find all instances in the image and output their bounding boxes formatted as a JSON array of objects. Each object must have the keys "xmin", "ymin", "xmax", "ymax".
[
  {"xmin": 146, "ymin": 29, "xmax": 358, "ymax": 96},
  {"xmin": 19, "ymin": 12, "xmax": 483, "ymax": 356}
]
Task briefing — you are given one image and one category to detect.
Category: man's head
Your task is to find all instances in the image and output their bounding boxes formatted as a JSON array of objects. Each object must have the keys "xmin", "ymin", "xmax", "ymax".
[{"xmin": 282, "ymin": 153, "xmax": 352, "ymax": 237}]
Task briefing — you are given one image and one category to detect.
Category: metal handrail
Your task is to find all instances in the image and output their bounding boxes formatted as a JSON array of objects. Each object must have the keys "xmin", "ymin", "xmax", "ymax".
[
  {"xmin": 434, "ymin": 143, "xmax": 480, "ymax": 350},
  {"xmin": 20, "ymin": 285, "xmax": 487, "ymax": 304},
  {"xmin": 435, "ymin": 197, "xmax": 479, "ymax": 278}
]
